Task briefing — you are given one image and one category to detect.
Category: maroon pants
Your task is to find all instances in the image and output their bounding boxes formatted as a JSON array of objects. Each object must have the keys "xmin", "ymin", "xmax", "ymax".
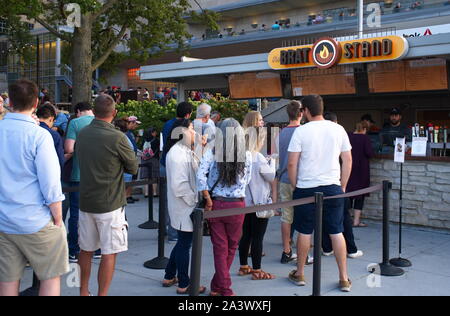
[{"xmin": 208, "ymin": 199, "xmax": 245, "ymax": 296}]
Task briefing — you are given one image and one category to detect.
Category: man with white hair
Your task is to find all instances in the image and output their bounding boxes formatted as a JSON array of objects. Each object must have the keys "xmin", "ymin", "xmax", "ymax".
[{"xmin": 194, "ymin": 103, "xmax": 216, "ymax": 142}]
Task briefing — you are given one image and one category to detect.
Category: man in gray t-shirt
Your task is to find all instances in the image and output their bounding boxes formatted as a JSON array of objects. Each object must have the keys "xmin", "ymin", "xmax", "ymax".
[{"xmin": 274, "ymin": 100, "xmax": 304, "ymax": 264}]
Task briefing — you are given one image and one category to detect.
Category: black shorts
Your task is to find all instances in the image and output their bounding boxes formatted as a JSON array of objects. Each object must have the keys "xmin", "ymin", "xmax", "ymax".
[
  {"xmin": 350, "ymin": 196, "xmax": 365, "ymax": 210},
  {"xmin": 293, "ymin": 185, "xmax": 345, "ymax": 235}
]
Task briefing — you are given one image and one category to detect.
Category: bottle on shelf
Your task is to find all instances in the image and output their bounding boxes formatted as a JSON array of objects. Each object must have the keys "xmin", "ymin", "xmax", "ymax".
[
  {"xmin": 428, "ymin": 124, "xmax": 434, "ymax": 143},
  {"xmin": 444, "ymin": 126, "xmax": 448, "ymax": 144},
  {"xmin": 434, "ymin": 126, "xmax": 439, "ymax": 144}
]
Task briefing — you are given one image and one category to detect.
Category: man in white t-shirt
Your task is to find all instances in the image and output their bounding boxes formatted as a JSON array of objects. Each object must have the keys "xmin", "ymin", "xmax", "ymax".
[{"xmin": 287, "ymin": 95, "xmax": 353, "ymax": 292}]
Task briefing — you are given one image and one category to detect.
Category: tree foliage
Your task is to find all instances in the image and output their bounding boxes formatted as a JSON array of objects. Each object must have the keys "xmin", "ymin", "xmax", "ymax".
[
  {"xmin": 116, "ymin": 97, "xmax": 251, "ymax": 133},
  {"xmin": 0, "ymin": 0, "xmax": 217, "ymax": 80}
]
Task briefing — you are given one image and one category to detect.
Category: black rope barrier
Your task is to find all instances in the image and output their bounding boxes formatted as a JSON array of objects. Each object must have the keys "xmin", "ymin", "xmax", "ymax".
[
  {"xmin": 312, "ymin": 192, "xmax": 324, "ymax": 297},
  {"xmin": 138, "ymin": 164, "xmax": 158, "ymax": 230},
  {"xmin": 143, "ymin": 176, "xmax": 169, "ymax": 270},
  {"xmin": 190, "ymin": 181, "xmax": 401, "ymax": 296}
]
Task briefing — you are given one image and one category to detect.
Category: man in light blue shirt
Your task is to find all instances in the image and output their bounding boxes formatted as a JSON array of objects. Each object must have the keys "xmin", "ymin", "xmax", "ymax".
[{"xmin": 0, "ymin": 79, "xmax": 68, "ymax": 296}]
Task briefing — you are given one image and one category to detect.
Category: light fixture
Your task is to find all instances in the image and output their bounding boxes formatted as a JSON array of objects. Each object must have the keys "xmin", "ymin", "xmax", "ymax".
[
  {"xmin": 225, "ymin": 27, "xmax": 233, "ymax": 32},
  {"xmin": 251, "ymin": 23, "xmax": 258, "ymax": 29}
]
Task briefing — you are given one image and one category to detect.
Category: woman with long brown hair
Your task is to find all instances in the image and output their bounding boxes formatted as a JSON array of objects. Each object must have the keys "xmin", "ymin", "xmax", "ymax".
[{"xmin": 197, "ymin": 118, "xmax": 252, "ymax": 296}]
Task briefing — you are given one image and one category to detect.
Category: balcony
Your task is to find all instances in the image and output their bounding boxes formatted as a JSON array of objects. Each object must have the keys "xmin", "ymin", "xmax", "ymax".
[{"xmin": 187, "ymin": 0, "xmax": 450, "ymax": 49}]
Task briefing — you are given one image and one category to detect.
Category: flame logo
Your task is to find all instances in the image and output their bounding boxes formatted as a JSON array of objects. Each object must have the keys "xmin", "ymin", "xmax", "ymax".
[
  {"xmin": 312, "ymin": 37, "xmax": 341, "ymax": 69},
  {"xmin": 320, "ymin": 46, "xmax": 330, "ymax": 59},
  {"xmin": 315, "ymin": 43, "xmax": 334, "ymax": 65}
]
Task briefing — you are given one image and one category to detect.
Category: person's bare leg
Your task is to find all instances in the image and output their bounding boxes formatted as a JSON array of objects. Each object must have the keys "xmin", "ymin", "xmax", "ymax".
[
  {"xmin": 39, "ymin": 277, "xmax": 60, "ymax": 296},
  {"xmin": 143, "ymin": 185, "xmax": 148, "ymax": 197},
  {"xmin": 78, "ymin": 250, "xmax": 93, "ymax": 296},
  {"xmin": 330, "ymin": 233, "xmax": 349, "ymax": 281},
  {"xmin": 282, "ymin": 222, "xmax": 292, "ymax": 254},
  {"xmin": 296, "ymin": 234, "xmax": 312, "ymax": 277},
  {"xmin": 0, "ymin": 281, "xmax": 20, "ymax": 296},
  {"xmin": 97, "ymin": 254, "xmax": 117, "ymax": 296},
  {"xmin": 353, "ymin": 209, "xmax": 362, "ymax": 226}
]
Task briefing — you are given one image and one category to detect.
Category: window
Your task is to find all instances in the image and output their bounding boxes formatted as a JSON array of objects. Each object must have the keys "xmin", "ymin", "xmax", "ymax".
[{"xmin": 0, "ymin": 19, "xmax": 7, "ymax": 35}]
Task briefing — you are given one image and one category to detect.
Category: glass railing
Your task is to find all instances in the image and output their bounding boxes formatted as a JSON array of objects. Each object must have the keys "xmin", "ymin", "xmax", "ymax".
[{"xmin": 189, "ymin": 0, "xmax": 450, "ymax": 44}]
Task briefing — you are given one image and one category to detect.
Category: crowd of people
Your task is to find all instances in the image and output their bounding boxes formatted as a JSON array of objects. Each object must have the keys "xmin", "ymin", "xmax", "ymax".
[
  {"xmin": 161, "ymin": 95, "xmax": 379, "ymax": 295},
  {"xmin": 0, "ymin": 79, "xmax": 380, "ymax": 297},
  {"xmin": 96, "ymin": 86, "xmax": 178, "ymax": 106}
]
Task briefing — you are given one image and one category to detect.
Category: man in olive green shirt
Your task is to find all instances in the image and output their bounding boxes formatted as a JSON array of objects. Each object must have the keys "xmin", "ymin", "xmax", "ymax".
[{"xmin": 76, "ymin": 94, "xmax": 138, "ymax": 296}]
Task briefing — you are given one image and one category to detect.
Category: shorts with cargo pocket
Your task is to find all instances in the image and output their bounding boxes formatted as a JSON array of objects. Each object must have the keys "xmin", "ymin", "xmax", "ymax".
[
  {"xmin": 279, "ymin": 182, "xmax": 294, "ymax": 225},
  {"xmin": 0, "ymin": 221, "xmax": 70, "ymax": 283},
  {"xmin": 79, "ymin": 207, "xmax": 128, "ymax": 255}
]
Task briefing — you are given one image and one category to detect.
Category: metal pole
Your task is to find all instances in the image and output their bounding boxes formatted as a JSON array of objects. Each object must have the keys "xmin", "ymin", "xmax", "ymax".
[
  {"xmin": 36, "ymin": 37, "xmax": 40, "ymax": 88},
  {"xmin": 138, "ymin": 164, "xmax": 158, "ymax": 230},
  {"xmin": 144, "ymin": 176, "xmax": 169, "ymax": 269},
  {"xmin": 358, "ymin": 0, "xmax": 364, "ymax": 38},
  {"xmin": 390, "ymin": 164, "xmax": 412, "ymax": 267},
  {"xmin": 382, "ymin": 181, "xmax": 391, "ymax": 265},
  {"xmin": 377, "ymin": 181, "xmax": 404, "ymax": 276},
  {"xmin": 189, "ymin": 208, "xmax": 204, "ymax": 296},
  {"xmin": 312, "ymin": 192, "xmax": 324, "ymax": 297},
  {"xmin": 399, "ymin": 163, "xmax": 403, "ymax": 255}
]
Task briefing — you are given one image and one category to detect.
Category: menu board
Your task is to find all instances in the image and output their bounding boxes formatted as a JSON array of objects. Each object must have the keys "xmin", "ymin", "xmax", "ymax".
[
  {"xmin": 368, "ymin": 61, "xmax": 406, "ymax": 93},
  {"xmin": 229, "ymin": 72, "xmax": 282, "ymax": 99},
  {"xmin": 368, "ymin": 58, "xmax": 448, "ymax": 93},
  {"xmin": 405, "ymin": 59, "xmax": 448, "ymax": 91},
  {"xmin": 291, "ymin": 70, "xmax": 356, "ymax": 96}
]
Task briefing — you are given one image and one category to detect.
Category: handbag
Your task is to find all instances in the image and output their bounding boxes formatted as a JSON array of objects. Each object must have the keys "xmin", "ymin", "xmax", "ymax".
[
  {"xmin": 247, "ymin": 185, "xmax": 275, "ymax": 219},
  {"xmin": 198, "ymin": 174, "xmax": 222, "ymax": 209},
  {"xmin": 142, "ymin": 140, "xmax": 155, "ymax": 161},
  {"xmin": 197, "ymin": 175, "xmax": 222, "ymax": 237},
  {"xmin": 62, "ymin": 156, "xmax": 73, "ymax": 183}
]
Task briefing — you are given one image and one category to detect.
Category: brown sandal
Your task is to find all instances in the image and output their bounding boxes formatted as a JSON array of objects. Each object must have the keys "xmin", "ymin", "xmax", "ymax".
[
  {"xmin": 177, "ymin": 285, "xmax": 207, "ymax": 295},
  {"xmin": 251, "ymin": 270, "xmax": 276, "ymax": 280},
  {"xmin": 238, "ymin": 266, "xmax": 253, "ymax": 276},
  {"xmin": 162, "ymin": 278, "xmax": 178, "ymax": 288}
]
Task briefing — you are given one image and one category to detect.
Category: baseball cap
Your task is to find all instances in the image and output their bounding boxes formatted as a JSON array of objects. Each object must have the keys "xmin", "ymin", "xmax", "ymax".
[
  {"xmin": 361, "ymin": 114, "xmax": 375, "ymax": 123},
  {"xmin": 128, "ymin": 116, "xmax": 141, "ymax": 124},
  {"xmin": 390, "ymin": 107, "xmax": 401, "ymax": 115}
]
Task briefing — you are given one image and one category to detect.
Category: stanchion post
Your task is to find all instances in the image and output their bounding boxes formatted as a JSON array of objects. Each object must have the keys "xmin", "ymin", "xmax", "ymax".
[
  {"xmin": 377, "ymin": 180, "xmax": 404, "ymax": 276},
  {"xmin": 390, "ymin": 164, "xmax": 412, "ymax": 267},
  {"xmin": 144, "ymin": 176, "xmax": 169, "ymax": 269},
  {"xmin": 312, "ymin": 192, "xmax": 324, "ymax": 297},
  {"xmin": 138, "ymin": 164, "xmax": 158, "ymax": 230},
  {"xmin": 189, "ymin": 208, "xmax": 205, "ymax": 296}
]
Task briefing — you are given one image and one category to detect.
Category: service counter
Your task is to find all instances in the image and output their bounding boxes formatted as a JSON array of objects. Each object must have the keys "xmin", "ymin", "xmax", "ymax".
[{"xmin": 364, "ymin": 155, "xmax": 450, "ymax": 230}]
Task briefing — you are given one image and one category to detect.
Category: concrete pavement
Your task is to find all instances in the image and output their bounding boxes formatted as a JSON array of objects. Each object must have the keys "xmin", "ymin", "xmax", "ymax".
[{"xmin": 20, "ymin": 196, "xmax": 450, "ymax": 296}]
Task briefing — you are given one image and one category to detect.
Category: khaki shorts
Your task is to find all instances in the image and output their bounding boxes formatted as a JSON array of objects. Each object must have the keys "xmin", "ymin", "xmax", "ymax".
[
  {"xmin": 0, "ymin": 221, "xmax": 69, "ymax": 283},
  {"xmin": 279, "ymin": 182, "xmax": 294, "ymax": 224},
  {"xmin": 79, "ymin": 207, "xmax": 128, "ymax": 255}
]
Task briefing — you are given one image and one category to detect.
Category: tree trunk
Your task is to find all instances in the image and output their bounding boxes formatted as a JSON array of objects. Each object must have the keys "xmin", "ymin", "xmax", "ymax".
[{"xmin": 71, "ymin": 14, "xmax": 93, "ymax": 107}]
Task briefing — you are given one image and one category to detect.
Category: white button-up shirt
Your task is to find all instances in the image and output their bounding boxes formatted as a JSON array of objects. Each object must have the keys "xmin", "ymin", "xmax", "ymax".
[{"xmin": 166, "ymin": 142, "xmax": 199, "ymax": 232}]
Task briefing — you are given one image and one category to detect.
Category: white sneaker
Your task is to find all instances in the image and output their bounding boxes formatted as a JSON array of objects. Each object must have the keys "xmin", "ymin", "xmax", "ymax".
[
  {"xmin": 323, "ymin": 251, "xmax": 334, "ymax": 257},
  {"xmin": 306, "ymin": 255, "xmax": 314, "ymax": 265},
  {"xmin": 348, "ymin": 250, "xmax": 364, "ymax": 259}
]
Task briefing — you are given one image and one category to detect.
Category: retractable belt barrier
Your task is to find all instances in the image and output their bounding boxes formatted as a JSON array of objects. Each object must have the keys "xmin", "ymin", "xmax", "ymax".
[
  {"xmin": 190, "ymin": 181, "xmax": 404, "ymax": 297},
  {"xmin": 63, "ymin": 180, "xmax": 153, "ymax": 193},
  {"xmin": 203, "ymin": 184, "xmax": 383, "ymax": 219}
]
